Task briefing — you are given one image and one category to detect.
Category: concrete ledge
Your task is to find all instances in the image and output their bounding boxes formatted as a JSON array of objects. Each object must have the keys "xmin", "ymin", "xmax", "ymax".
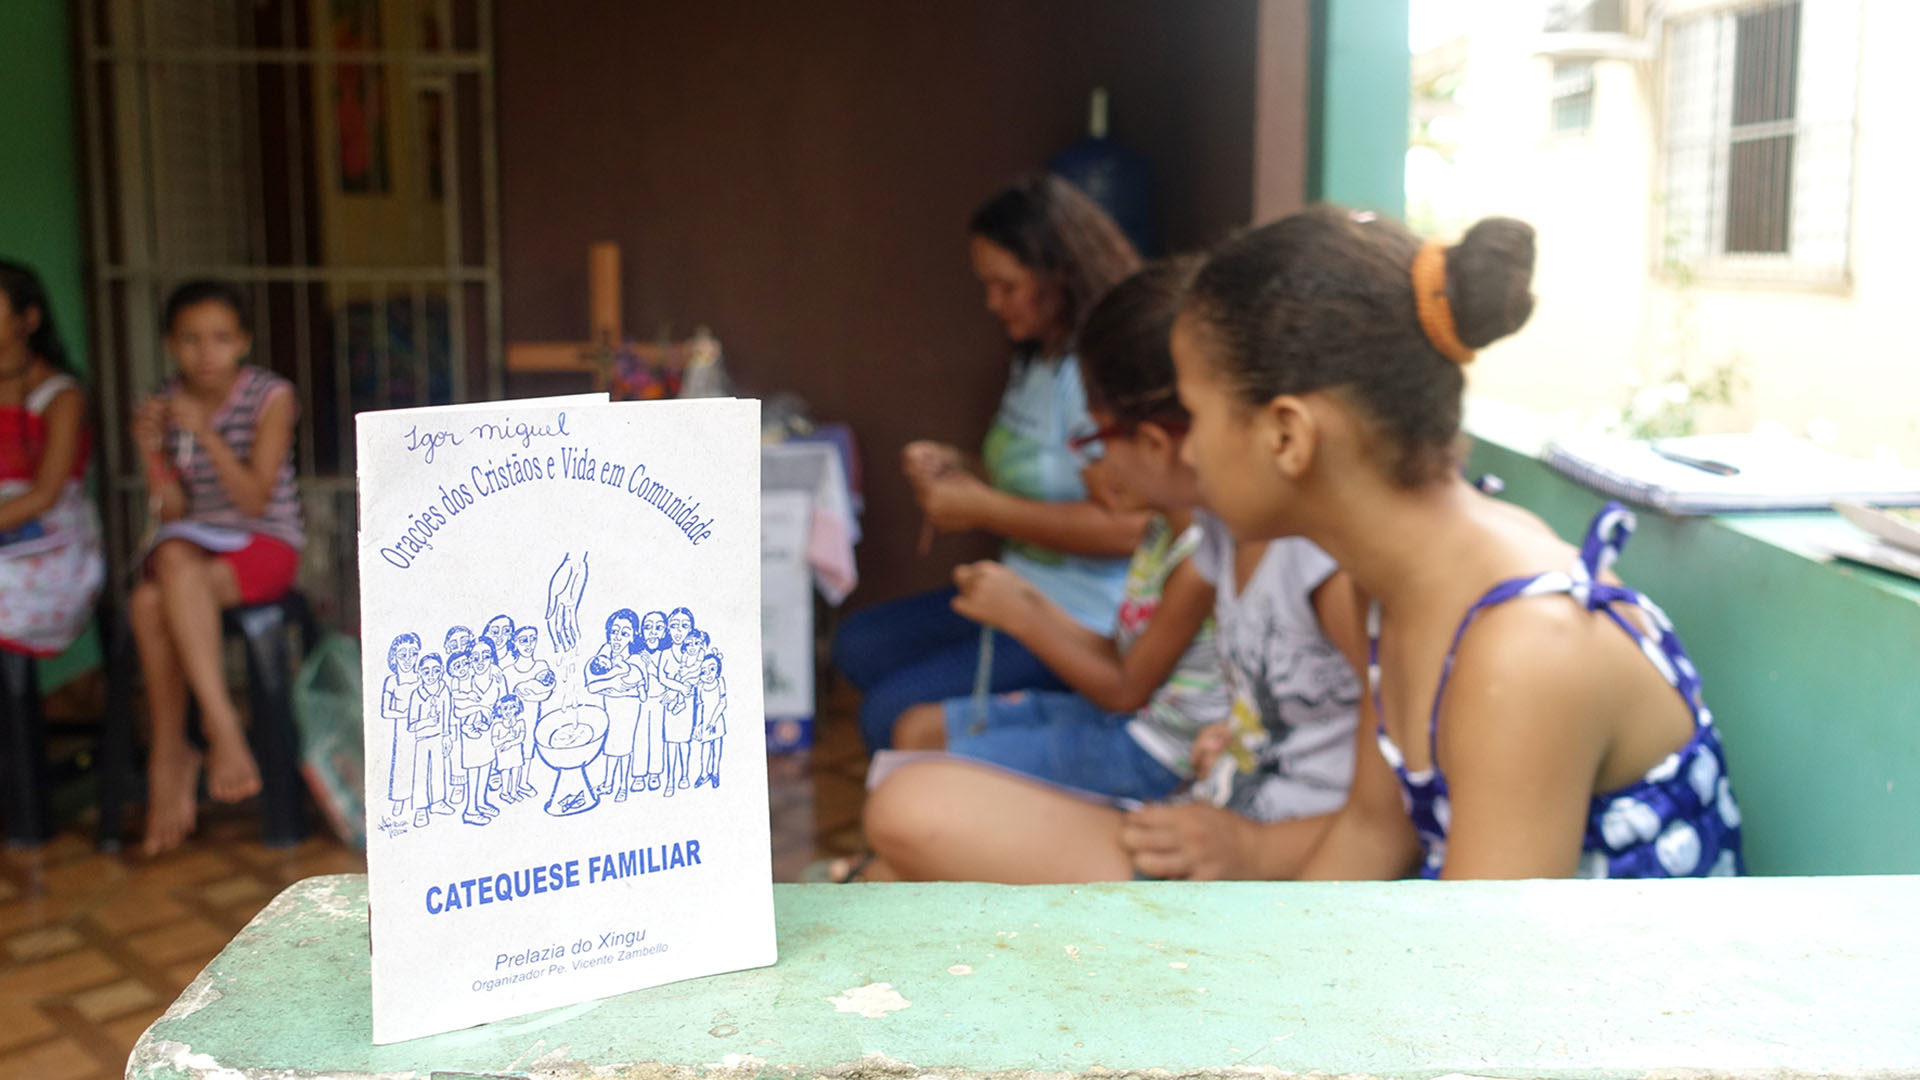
[
  {"xmin": 130, "ymin": 874, "xmax": 1920, "ymax": 1079},
  {"xmin": 1465, "ymin": 399, "xmax": 1920, "ymax": 876}
]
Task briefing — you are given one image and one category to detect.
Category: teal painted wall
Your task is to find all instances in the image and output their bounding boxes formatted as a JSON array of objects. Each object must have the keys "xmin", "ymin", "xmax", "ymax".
[
  {"xmin": 1468, "ymin": 436, "xmax": 1920, "ymax": 877},
  {"xmin": 1311, "ymin": 0, "xmax": 1408, "ymax": 217},
  {"xmin": 0, "ymin": 1, "xmax": 101, "ymax": 686}
]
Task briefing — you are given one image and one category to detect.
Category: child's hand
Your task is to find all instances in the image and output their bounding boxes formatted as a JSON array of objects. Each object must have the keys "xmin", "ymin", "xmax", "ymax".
[
  {"xmin": 949, "ymin": 560, "xmax": 1036, "ymax": 632},
  {"xmin": 917, "ymin": 471, "xmax": 991, "ymax": 533},
  {"xmin": 131, "ymin": 398, "xmax": 168, "ymax": 455},
  {"xmin": 1189, "ymin": 723, "xmax": 1235, "ymax": 779},
  {"xmin": 901, "ymin": 441, "xmax": 963, "ymax": 485},
  {"xmin": 1118, "ymin": 803, "xmax": 1259, "ymax": 881},
  {"xmin": 164, "ymin": 394, "xmax": 212, "ymax": 438}
]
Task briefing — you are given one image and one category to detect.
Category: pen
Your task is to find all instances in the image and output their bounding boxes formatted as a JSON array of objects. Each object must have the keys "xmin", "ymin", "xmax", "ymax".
[
  {"xmin": 967, "ymin": 626, "xmax": 994, "ymax": 736},
  {"xmin": 1652, "ymin": 443, "xmax": 1741, "ymax": 477}
]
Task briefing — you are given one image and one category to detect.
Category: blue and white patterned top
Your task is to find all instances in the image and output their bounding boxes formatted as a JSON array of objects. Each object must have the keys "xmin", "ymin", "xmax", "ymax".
[{"xmin": 1371, "ymin": 502, "xmax": 1745, "ymax": 879}]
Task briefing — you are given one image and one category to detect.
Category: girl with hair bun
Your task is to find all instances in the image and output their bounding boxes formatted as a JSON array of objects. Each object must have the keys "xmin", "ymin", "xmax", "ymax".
[{"xmin": 1173, "ymin": 206, "xmax": 1744, "ymax": 880}]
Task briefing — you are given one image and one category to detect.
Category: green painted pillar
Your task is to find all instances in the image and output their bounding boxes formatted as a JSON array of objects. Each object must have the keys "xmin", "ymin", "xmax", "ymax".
[
  {"xmin": 1310, "ymin": 0, "xmax": 1409, "ymax": 218},
  {"xmin": 0, "ymin": 1, "xmax": 101, "ymax": 687}
]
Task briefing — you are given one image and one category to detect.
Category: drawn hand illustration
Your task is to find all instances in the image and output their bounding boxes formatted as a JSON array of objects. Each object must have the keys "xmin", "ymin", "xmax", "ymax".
[{"xmin": 546, "ymin": 551, "xmax": 590, "ymax": 652}]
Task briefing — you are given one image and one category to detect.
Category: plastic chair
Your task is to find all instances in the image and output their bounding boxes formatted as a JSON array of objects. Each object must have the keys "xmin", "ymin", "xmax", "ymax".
[
  {"xmin": 0, "ymin": 648, "xmax": 53, "ymax": 847},
  {"xmin": 96, "ymin": 590, "xmax": 321, "ymax": 851}
]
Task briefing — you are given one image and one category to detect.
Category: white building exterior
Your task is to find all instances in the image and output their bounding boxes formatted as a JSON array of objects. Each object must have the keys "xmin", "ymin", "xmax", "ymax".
[{"xmin": 1417, "ymin": 0, "xmax": 1920, "ymax": 464}]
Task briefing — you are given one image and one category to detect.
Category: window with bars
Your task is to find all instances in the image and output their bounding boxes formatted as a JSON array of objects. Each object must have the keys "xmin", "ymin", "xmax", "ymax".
[
  {"xmin": 1662, "ymin": 0, "xmax": 1858, "ymax": 283},
  {"xmin": 77, "ymin": 0, "xmax": 502, "ymax": 631}
]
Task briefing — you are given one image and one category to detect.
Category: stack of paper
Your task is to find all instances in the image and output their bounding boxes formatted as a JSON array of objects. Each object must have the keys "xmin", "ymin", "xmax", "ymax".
[
  {"xmin": 1824, "ymin": 502, "xmax": 1920, "ymax": 582},
  {"xmin": 1543, "ymin": 433, "xmax": 1920, "ymax": 514}
]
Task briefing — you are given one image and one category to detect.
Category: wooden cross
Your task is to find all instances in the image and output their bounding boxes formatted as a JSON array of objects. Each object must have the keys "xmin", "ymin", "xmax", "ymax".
[{"xmin": 505, "ymin": 242, "xmax": 690, "ymax": 391}]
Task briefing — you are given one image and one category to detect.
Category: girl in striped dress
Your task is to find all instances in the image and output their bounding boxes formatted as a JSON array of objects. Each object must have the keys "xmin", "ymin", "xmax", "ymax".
[{"xmin": 131, "ymin": 280, "xmax": 306, "ymax": 855}]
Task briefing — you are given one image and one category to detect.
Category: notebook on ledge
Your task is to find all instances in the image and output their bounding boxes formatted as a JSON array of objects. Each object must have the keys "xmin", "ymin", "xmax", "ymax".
[{"xmin": 1542, "ymin": 433, "xmax": 1920, "ymax": 514}]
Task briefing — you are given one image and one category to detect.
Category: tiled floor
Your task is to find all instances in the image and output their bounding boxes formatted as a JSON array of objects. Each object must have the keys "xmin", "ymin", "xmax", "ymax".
[{"xmin": 0, "ymin": 684, "xmax": 870, "ymax": 1080}]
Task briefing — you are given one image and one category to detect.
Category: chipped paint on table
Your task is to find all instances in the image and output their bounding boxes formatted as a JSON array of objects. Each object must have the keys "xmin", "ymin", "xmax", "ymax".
[{"xmin": 128, "ymin": 874, "xmax": 1920, "ymax": 1079}]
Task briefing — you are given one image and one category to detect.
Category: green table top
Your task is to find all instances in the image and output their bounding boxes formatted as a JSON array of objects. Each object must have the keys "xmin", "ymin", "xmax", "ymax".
[{"xmin": 130, "ymin": 874, "xmax": 1920, "ymax": 1079}]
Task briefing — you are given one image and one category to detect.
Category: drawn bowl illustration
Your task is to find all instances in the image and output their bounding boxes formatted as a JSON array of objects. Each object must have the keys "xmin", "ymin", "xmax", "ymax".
[
  {"xmin": 534, "ymin": 705, "xmax": 608, "ymax": 768},
  {"xmin": 533, "ymin": 705, "xmax": 609, "ymax": 816}
]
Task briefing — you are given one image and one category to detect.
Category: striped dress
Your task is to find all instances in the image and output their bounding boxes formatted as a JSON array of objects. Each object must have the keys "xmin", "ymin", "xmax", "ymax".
[{"xmin": 162, "ymin": 365, "xmax": 304, "ymax": 550}]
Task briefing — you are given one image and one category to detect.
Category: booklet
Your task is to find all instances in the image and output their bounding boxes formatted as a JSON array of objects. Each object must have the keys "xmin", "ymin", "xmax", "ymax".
[{"xmin": 355, "ymin": 395, "xmax": 775, "ymax": 1044}]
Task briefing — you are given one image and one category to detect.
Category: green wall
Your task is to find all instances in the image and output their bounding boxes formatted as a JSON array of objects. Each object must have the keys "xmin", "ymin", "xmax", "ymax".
[
  {"xmin": 1310, "ymin": 0, "xmax": 1409, "ymax": 217},
  {"xmin": 1468, "ymin": 434, "xmax": 1920, "ymax": 877},
  {"xmin": 1, "ymin": 1, "xmax": 101, "ymax": 686}
]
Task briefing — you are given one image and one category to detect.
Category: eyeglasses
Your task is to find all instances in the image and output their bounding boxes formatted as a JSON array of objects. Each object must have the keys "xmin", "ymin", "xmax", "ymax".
[{"xmin": 1067, "ymin": 417, "xmax": 1188, "ymax": 470}]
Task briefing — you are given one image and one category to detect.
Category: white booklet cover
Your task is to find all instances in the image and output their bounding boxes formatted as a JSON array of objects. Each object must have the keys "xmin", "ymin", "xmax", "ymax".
[{"xmin": 355, "ymin": 395, "xmax": 775, "ymax": 1043}]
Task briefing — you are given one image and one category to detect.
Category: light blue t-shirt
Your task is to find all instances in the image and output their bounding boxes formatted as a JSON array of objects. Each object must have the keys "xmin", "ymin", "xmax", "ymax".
[{"xmin": 981, "ymin": 353, "xmax": 1128, "ymax": 632}]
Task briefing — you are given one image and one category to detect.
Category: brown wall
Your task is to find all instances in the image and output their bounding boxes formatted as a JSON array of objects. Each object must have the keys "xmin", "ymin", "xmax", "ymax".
[{"xmin": 496, "ymin": 1, "xmax": 1303, "ymax": 606}]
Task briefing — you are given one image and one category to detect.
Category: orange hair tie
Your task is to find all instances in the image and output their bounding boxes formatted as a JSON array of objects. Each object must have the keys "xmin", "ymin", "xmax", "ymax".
[{"xmin": 1411, "ymin": 242, "xmax": 1475, "ymax": 366}]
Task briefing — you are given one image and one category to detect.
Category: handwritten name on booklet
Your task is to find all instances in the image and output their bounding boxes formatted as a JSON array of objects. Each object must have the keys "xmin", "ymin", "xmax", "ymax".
[{"xmin": 404, "ymin": 412, "xmax": 575, "ymax": 464}]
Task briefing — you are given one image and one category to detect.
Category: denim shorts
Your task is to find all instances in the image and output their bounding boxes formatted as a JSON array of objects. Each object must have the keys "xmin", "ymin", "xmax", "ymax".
[{"xmin": 941, "ymin": 689, "xmax": 1183, "ymax": 803}]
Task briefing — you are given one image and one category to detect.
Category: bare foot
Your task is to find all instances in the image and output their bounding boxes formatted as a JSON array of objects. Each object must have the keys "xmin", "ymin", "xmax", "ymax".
[
  {"xmin": 204, "ymin": 735, "xmax": 263, "ymax": 802},
  {"xmin": 143, "ymin": 746, "xmax": 203, "ymax": 856},
  {"xmin": 827, "ymin": 853, "xmax": 899, "ymax": 882}
]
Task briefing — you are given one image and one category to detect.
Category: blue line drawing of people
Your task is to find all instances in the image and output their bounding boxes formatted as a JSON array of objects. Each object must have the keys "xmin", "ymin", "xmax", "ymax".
[
  {"xmin": 406, "ymin": 652, "xmax": 455, "ymax": 828},
  {"xmin": 381, "ymin": 633, "xmax": 422, "ymax": 820},
  {"xmin": 503, "ymin": 624, "xmax": 554, "ymax": 800},
  {"xmin": 457, "ymin": 694, "xmax": 499, "ymax": 826},
  {"xmin": 481, "ymin": 613, "xmax": 515, "ymax": 660},
  {"xmin": 450, "ymin": 639, "xmax": 506, "ymax": 822},
  {"xmin": 632, "ymin": 611, "xmax": 671, "ymax": 793},
  {"xmin": 694, "ymin": 651, "xmax": 727, "ymax": 789},
  {"xmin": 452, "ymin": 637, "xmax": 507, "ymax": 721},
  {"xmin": 443, "ymin": 625, "xmax": 475, "ymax": 660},
  {"xmin": 658, "ymin": 608, "xmax": 702, "ymax": 796},
  {"xmin": 491, "ymin": 694, "xmax": 528, "ymax": 802},
  {"xmin": 479, "ymin": 615, "xmax": 515, "ymax": 797},
  {"xmin": 585, "ymin": 609, "xmax": 646, "ymax": 802},
  {"xmin": 442, "ymin": 625, "xmax": 475, "ymax": 804}
]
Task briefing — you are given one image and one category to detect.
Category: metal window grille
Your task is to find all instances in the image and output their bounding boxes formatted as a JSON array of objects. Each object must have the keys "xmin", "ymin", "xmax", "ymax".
[
  {"xmin": 1661, "ymin": 0, "xmax": 1858, "ymax": 283},
  {"xmin": 77, "ymin": 0, "xmax": 502, "ymax": 632}
]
